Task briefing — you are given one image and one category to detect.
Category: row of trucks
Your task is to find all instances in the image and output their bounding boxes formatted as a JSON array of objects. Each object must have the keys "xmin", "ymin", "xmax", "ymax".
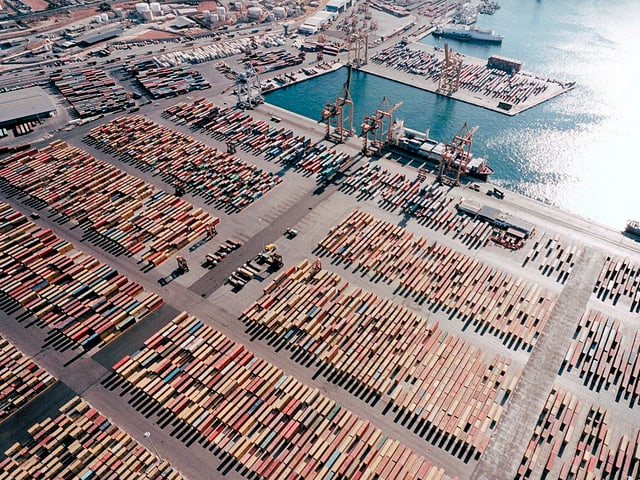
[
  {"xmin": 227, "ymin": 244, "xmax": 283, "ymax": 290},
  {"xmin": 227, "ymin": 259, "xmax": 262, "ymax": 289},
  {"xmin": 202, "ymin": 238, "xmax": 243, "ymax": 268}
]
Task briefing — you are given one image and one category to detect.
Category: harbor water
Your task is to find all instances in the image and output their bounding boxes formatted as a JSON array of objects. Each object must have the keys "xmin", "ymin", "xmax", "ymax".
[{"xmin": 265, "ymin": 0, "xmax": 640, "ymax": 230}]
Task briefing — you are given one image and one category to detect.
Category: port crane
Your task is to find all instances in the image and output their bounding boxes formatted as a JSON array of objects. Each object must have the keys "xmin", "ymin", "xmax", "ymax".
[
  {"xmin": 437, "ymin": 43, "xmax": 463, "ymax": 96},
  {"xmin": 236, "ymin": 63, "xmax": 263, "ymax": 109},
  {"xmin": 438, "ymin": 121, "xmax": 479, "ymax": 186},
  {"xmin": 347, "ymin": 31, "xmax": 369, "ymax": 67},
  {"xmin": 344, "ymin": 14, "xmax": 368, "ymax": 68},
  {"xmin": 319, "ymin": 64, "xmax": 353, "ymax": 143},
  {"xmin": 361, "ymin": 96, "xmax": 403, "ymax": 156}
]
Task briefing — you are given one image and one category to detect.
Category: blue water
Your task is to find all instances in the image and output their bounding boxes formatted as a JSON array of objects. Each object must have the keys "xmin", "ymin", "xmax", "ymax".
[{"xmin": 265, "ymin": 0, "xmax": 640, "ymax": 230}]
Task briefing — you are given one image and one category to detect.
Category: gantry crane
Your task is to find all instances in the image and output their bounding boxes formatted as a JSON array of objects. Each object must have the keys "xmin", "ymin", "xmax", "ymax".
[
  {"xmin": 236, "ymin": 63, "xmax": 263, "ymax": 109},
  {"xmin": 438, "ymin": 121, "xmax": 479, "ymax": 186},
  {"xmin": 348, "ymin": 30, "xmax": 369, "ymax": 67},
  {"xmin": 361, "ymin": 115, "xmax": 377, "ymax": 155},
  {"xmin": 437, "ymin": 43, "xmax": 463, "ymax": 96},
  {"xmin": 361, "ymin": 96, "xmax": 403, "ymax": 156},
  {"xmin": 319, "ymin": 64, "xmax": 353, "ymax": 143}
]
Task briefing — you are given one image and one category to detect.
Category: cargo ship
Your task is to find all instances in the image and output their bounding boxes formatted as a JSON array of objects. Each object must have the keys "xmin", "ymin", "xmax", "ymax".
[
  {"xmin": 388, "ymin": 120, "xmax": 494, "ymax": 180},
  {"xmin": 432, "ymin": 25, "xmax": 504, "ymax": 44},
  {"xmin": 625, "ymin": 220, "xmax": 640, "ymax": 237}
]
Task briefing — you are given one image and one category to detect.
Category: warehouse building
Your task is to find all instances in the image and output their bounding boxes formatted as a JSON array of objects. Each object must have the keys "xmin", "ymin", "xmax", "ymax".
[
  {"xmin": 325, "ymin": 0, "xmax": 352, "ymax": 13},
  {"xmin": 77, "ymin": 27, "xmax": 122, "ymax": 47},
  {"xmin": 0, "ymin": 87, "xmax": 56, "ymax": 128},
  {"xmin": 298, "ymin": 11, "xmax": 336, "ymax": 35}
]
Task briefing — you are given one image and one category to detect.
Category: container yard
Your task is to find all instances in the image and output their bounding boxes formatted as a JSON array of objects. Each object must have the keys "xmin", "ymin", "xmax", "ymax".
[
  {"xmin": 0, "ymin": 396, "xmax": 184, "ymax": 480},
  {"xmin": 0, "ymin": 335, "xmax": 55, "ymax": 421},
  {"xmin": 50, "ymin": 69, "xmax": 134, "ymax": 118},
  {"xmin": 0, "ymin": 140, "xmax": 219, "ymax": 265},
  {"xmin": 0, "ymin": 1, "xmax": 639, "ymax": 479},
  {"xmin": 161, "ymin": 99, "xmax": 353, "ymax": 178},
  {"xmin": 84, "ymin": 115, "xmax": 282, "ymax": 213},
  {"xmin": 0, "ymin": 202, "xmax": 163, "ymax": 350},
  {"xmin": 241, "ymin": 258, "xmax": 520, "ymax": 460},
  {"xmin": 129, "ymin": 61, "xmax": 211, "ymax": 99},
  {"xmin": 315, "ymin": 209, "xmax": 556, "ymax": 351},
  {"xmin": 107, "ymin": 311, "xmax": 448, "ymax": 479},
  {"xmin": 365, "ymin": 42, "xmax": 573, "ymax": 115}
]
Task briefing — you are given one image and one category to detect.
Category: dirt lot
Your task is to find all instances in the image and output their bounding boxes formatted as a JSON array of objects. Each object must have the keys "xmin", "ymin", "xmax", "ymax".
[
  {"xmin": 132, "ymin": 29, "xmax": 180, "ymax": 41},
  {"xmin": 20, "ymin": 0, "xmax": 49, "ymax": 11}
]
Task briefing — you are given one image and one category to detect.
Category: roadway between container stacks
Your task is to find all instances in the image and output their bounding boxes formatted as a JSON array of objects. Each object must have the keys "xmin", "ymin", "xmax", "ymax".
[
  {"xmin": 471, "ymin": 246, "xmax": 606, "ymax": 480},
  {"xmin": 187, "ymin": 172, "xmax": 352, "ymax": 298},
  {"xmin": 0, "ymin": 160, "xmax": 476, "ymax": 476}
]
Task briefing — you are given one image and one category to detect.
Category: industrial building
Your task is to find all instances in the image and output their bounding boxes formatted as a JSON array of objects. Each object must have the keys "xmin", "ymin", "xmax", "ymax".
[
  {"xmin": 297, "ymin": 10, "xmax": 336, "ymax": 35},
  {"xmin": 325, "ymin": 0, "xmax": 352, "ymax": 13},
  {"xmin": 0, "ymin": 87, "xmax": 56, "ymax": 128},
  {"xmin": 456, "ymin": 201, "xmax": 535, "ymax": 238},
  {"xmin": 77, "ymin": 27, "xmax": 123, "ymax": 47}
]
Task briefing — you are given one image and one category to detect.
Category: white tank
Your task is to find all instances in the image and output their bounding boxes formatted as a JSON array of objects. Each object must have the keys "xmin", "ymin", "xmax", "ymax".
[
  {"xmin": 234, "ymin": 3, "xmax": 242, "ymax": 11},
  {"xmin": 247, "ymin": 6, "xmax": 262, "ymax": 19},
  {"xmin": 273, "ymin": 6, "xmax": 286, "ymax": 19},
  {"xmin": 218, "ymin": 13, "xmax": 225, "ymax": 22},
  {"xmin": 136, "ymin": 3, "xmax": 153, "ymax": 21},
  {"xmin": 150, "ymin": 2, "xmax": 161, "ymax": 14},
  {"xmin": 216, "ymin": 6, "xmax": 226, "ymax": 16},
  {"xmin": 203, "ymin": 10, "xmax": 210, "ymax": 18},
  {"xmin": 210, "ymin": 13, "xmax": 219, "ymax": 23},
  {"xmin": 113, "ymin": 7, "xmax": 123, "ymax": 17},
  {"xmin": 94, "ymin": 15, "xmax": 102, "ymax": 23},
  {"xmin": 100, "ymin": 13, "xmax": 109, "ymax": 22}
]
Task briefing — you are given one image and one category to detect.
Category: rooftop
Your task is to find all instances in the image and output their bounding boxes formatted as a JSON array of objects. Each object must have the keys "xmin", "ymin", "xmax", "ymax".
[
  {"xmin": 0, "ymin": 86, "xmax": 56, "ymax": 126},
  {"xmin": 77, "ymin": 27, "xmax": 122, "ymax": 46}
]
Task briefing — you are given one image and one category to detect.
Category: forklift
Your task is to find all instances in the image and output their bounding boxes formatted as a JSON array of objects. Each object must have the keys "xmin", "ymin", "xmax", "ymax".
[{"xmin": 256, "ymin": 244, "xmax": 283, "ymax": 270}]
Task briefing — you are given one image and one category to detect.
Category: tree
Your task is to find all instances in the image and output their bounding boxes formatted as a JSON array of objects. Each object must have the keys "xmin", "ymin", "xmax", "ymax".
[{"xmin": 97, "ymin": 2, "xmax": 111, "ymax": 11}]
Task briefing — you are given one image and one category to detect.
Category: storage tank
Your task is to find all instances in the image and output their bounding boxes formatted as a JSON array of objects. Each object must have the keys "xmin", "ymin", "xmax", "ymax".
[
  {"xmin": 100, "ymin": 13, "xmax": 109, "ymax": 22},
  {"xmin": 135, "ymin": 2, "xmax": 149, "ymax": 13},
  {"xmin": 247, "ymin": 6, "xmax": 262, "ymax": 20},
  {"xmin": 94, "ymin": 15, "xmax": 102, "ymax": 23},
  {"xmin": 136, "ymin": 3, "xmax": 153, "ymax": 20},
  {"xmin": 203, "ymin": 9, "xmax": 210, "ymax": 19},
  {"xmin": 150, "ymin": 2, "xmax": 161, "ymax": 15},
  {"xmin": 113, "ymin": 7, "xmax": 123, "ymax": 17},
  {"xmin": 210, "ymin": 13, "xmax": 219, "ymax": 23},
  {"xmin": 216, "ymin": 6, "xmax": 226, "ymax": 16},
  {"xmin": 136, "ymin": 2, "xmax": 153, "ymax": 21},
  {"xmin": 273, "ymin": 6, "xmax": 286, "ymax": 19}
]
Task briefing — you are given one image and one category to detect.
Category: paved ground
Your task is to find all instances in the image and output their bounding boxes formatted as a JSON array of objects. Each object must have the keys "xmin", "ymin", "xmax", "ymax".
[
  {"xmin": 1, "ymin": 6, "xmax": 640, "ymax": 479},
  {"xmin": 2, "ymin": 94, "xmax": 640, "ymax": 477},
  {"xmin": 472, "ymin": 247, "xmax": 606, "ymax": 480}
]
